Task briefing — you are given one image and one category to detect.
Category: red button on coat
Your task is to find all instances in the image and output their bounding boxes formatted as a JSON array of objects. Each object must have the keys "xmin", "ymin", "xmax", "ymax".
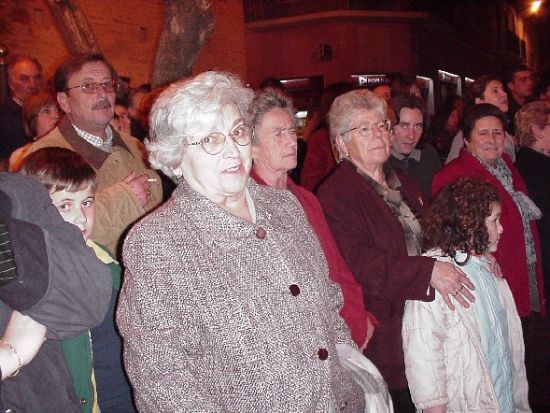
[
  {"xmin": 289, "ymin": 284, "xmax": 300, "ymax": 296},
  {"xmin": 317, "ymin": 348, "xmax": 329, "ymax": 360},
  {"xmin": 255, "ymin": 227, "xmax": 266, "ymax": 239}
]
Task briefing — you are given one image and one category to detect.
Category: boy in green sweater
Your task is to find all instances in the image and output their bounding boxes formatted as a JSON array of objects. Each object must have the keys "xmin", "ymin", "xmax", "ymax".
[{"xmin": 20, "ymin": 147, "xmax": 135, "ymax": 412}]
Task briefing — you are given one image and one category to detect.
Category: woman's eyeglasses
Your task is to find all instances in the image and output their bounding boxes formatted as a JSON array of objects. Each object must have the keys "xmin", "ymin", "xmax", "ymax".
[
  {"xmin": 343, "ymin": 120, "xmax": 391, "ymax": 137},
  {"xmin": 186, "ymin": 124, "xmax": 252, "ymax": 155},
  {"xmin": 65, "ymin": 80, "xmax": 119, "ymax": 94}
]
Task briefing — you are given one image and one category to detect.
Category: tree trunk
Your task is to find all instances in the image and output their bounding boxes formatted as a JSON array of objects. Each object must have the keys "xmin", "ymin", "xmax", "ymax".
[
  {"xmin": 151, "ymin": 0, "xmax": 214, "ymax": 88},
  {"xmin": 45, "ymin": 0, "xmax": 100, "ymax": 55}
]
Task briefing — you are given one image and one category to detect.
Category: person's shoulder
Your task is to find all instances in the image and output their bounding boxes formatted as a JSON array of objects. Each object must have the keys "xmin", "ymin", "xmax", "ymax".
[
  {"xmin": 515, "ymin": 147, "xmax": 546, "ymax": 171},
  {"xmin": 432, "ymin": 154, "xmax": 473, "ymax": 196},
  {"xmin": 288, "ymin": 178, "xmax": 314, "ymax": 199},
  {"xmin": 129, "ymin": 197, "xmax": 178, "ymax": 235},
  {"xmin": 0, "ymin": 171, "xmax": 38, "ymax": 188},
  {"xmin": 0, "ymin": 99, "xmax": 20, "ymax": 115},
  {"xmin": 115, "ymin": 132, "xmax": 153, "ymax": 167},
  {"xmin": 253, "ymin": 179, "xmax": 302, "ymax": 211},
  {"xmin": 122, "ymin": 202, "xmax": 177, "ymax": 260},
  {"xmin": 317, "ymin": 163, "xmax": 351, "ymax": 195},
  {"xmin": 288, "ymin": 180, "xmax": 324, "ymax": 211},
  {"xmin": 0, "ymin": 171, "xmax": 49, "ymax": 202},
  {"xmin": 117, "ymin": 131, "xmax": 146, "ymax": 151},
  {"xmin": 250, "ymin": 180, "xmax": 315, "ymax": 230},
  {"xmin": 86, "ymin": 239, "xmax": 118, "ymax": 263},
  {"xmin": 28, "ymin": 127, "xmax": 69, "ymax": 152},
  {"xmin": 436, "ymin": 152, "xmax": 471, "ymax": 175}
]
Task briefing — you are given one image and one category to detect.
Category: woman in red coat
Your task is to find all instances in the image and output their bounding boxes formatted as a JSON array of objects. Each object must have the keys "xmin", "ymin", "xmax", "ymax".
[
  {"xmin": 248, "ymin": 87, "xmax": 376, "ymax": 349},
  {"xmin": 432, "ymin": 103, "xmax": 545, "ymax": 318}
]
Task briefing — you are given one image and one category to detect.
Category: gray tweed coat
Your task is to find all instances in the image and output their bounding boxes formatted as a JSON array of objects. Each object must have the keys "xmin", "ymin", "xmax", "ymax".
[{"xmin": 117, "ymin": 179, "xmax": 364, "ymax": 412}]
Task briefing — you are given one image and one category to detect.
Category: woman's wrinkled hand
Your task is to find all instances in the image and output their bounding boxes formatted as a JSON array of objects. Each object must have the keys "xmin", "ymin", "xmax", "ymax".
[{"xmin": 430, "ymin": 261, "xmax": 475, "ymax": 311}]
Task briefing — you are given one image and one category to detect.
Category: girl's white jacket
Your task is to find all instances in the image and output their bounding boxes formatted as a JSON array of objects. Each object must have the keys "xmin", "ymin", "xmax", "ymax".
[{"xmin": 402, "ymin": 252, "xmax": 531, "ymax": 412}]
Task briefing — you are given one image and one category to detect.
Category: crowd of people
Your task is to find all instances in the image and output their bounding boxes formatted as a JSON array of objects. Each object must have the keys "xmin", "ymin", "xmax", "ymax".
[{"xmin": 0, "ymin": 52, "xmax": 548, "ymax": 413}]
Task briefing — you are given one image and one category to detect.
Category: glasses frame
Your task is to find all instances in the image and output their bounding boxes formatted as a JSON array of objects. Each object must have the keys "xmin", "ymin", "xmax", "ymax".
[
  {"xmin": 186, "ymin": 124, "xmax": 252, "ymax": 155},
  {"xmin": 343, "ymin": 119, "xmax": 391, "ymax": 137},
  {"xmin": 65, "ymin": 79, "xmax": 119, "ymax": 95}
]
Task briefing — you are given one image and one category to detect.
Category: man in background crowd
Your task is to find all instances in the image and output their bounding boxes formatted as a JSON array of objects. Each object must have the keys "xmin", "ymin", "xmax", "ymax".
[
  {"xmin": 26, "ymin": 53, "xmax": 162, "ymax": 256},
  {"xmin": 0, "ymin": 55, "xmax": 44, "ymax": 164}
]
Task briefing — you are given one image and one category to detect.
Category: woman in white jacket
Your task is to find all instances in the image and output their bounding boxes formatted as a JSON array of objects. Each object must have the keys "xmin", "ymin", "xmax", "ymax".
[{"xmin": 402, "ymin": 178, "xmax": 530, "ymax": 413}]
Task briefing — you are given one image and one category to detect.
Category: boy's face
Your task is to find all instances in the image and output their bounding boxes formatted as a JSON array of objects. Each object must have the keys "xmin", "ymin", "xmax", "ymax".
[{"xmin": 50, "ymin": 185, "xmax": 96, "ymax": 241}]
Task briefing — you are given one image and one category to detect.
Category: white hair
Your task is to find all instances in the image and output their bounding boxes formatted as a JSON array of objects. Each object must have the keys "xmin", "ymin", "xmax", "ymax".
[
  {"xmin": 328, "ymin": 89, "xmax": 387, "ymax": 161},
  {"xmin": 146, "ymin": 71, "xmax": 254, "ymax": 179}
]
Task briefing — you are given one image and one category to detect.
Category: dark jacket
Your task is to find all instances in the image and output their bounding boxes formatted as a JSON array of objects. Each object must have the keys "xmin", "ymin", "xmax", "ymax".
[
  {"xmin": 0, "ymin": 172, "xmax": 112, "ymax": 412},
  {"xmin": 0, "ymin": 99, "xmax": 28, "ymax": 160},
  {"xmin": 317, "ymin": 161, "xmax": 435, "ymax": 390},
  {"xmin": 388, "ymin": 143, "xmax": 441, "ymax": 202},
  {"xmin": 515, "ymin": 147, "xmax": 550, "ymax": 312}
]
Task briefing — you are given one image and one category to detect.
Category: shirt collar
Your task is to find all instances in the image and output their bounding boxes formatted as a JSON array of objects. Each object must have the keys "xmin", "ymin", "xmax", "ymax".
[
  {"xmin": 72, "ymin": 124, "xmax": 113, "ymax": 152},
  {"xmin": 391, "ymin": 148, "xmax": 421, "ymax": 162},
  {"xmin": 58, "ymin": 116, "xmax": 133, "ymax": 169}
]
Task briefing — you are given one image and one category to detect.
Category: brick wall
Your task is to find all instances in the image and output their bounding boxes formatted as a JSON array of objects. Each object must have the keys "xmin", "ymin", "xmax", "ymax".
[{"xmin": 0, "ymin": 0, "xmax": 247, "ymax": 86}]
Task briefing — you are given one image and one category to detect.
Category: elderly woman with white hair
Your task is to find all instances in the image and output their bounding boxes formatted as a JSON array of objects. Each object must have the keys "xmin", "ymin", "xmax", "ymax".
[
  {"xmin": 115, "ymin": 71, "xmax": 367, "ymax": 412},
  {"xmin": 316, "ymin": 89, "xmax": 476, "ymax": 413}
]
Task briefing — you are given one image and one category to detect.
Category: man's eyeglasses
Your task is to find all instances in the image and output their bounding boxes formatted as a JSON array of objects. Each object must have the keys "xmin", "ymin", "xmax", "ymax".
[
  {"xmin": 343, "ymin": 119, "xmax": 391, "ymax": 137},
  {"xmin": 186, "ymin": 124, "xmax": 252, "ymax": 155},
  {"xmin": 65, "ymin": 80, "xmax": 119, "ymax": 94}
]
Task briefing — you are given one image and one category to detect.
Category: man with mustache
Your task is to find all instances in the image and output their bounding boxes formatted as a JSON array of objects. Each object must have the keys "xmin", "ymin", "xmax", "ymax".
[{"xmin": 26, "ymin": 54, "xmax": 162, "ymax": 256}]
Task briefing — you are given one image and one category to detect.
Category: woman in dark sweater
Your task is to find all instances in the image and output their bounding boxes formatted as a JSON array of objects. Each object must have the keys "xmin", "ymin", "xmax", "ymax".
[{"xmin": 317, "ymin": 88, "xmax": 474, "ymax": 413}]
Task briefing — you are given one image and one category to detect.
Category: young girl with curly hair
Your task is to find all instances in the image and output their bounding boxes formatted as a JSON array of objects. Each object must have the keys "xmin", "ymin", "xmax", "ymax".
[{"xmin": 402, "ymin": 178, "xmax": 530, "ymax": 413}]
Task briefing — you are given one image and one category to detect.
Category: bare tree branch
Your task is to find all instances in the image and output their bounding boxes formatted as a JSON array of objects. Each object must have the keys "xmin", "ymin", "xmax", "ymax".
[
  {"xmin": 152, "ymin": 0, "xmax": 214, "ymax": 88},
  {"xmin": 45, "ymin": 0, "xmax": 100, "ymax": 54}
]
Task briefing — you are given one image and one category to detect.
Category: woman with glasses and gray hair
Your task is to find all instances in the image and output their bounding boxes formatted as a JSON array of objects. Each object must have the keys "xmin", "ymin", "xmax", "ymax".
[
  {"xmin": 116, "ymin": 71, "xmax": 367, "ymax": 412},
  {"xmin": 317, "ymin": 89, "xmax": 475, "ymax": 413}
]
